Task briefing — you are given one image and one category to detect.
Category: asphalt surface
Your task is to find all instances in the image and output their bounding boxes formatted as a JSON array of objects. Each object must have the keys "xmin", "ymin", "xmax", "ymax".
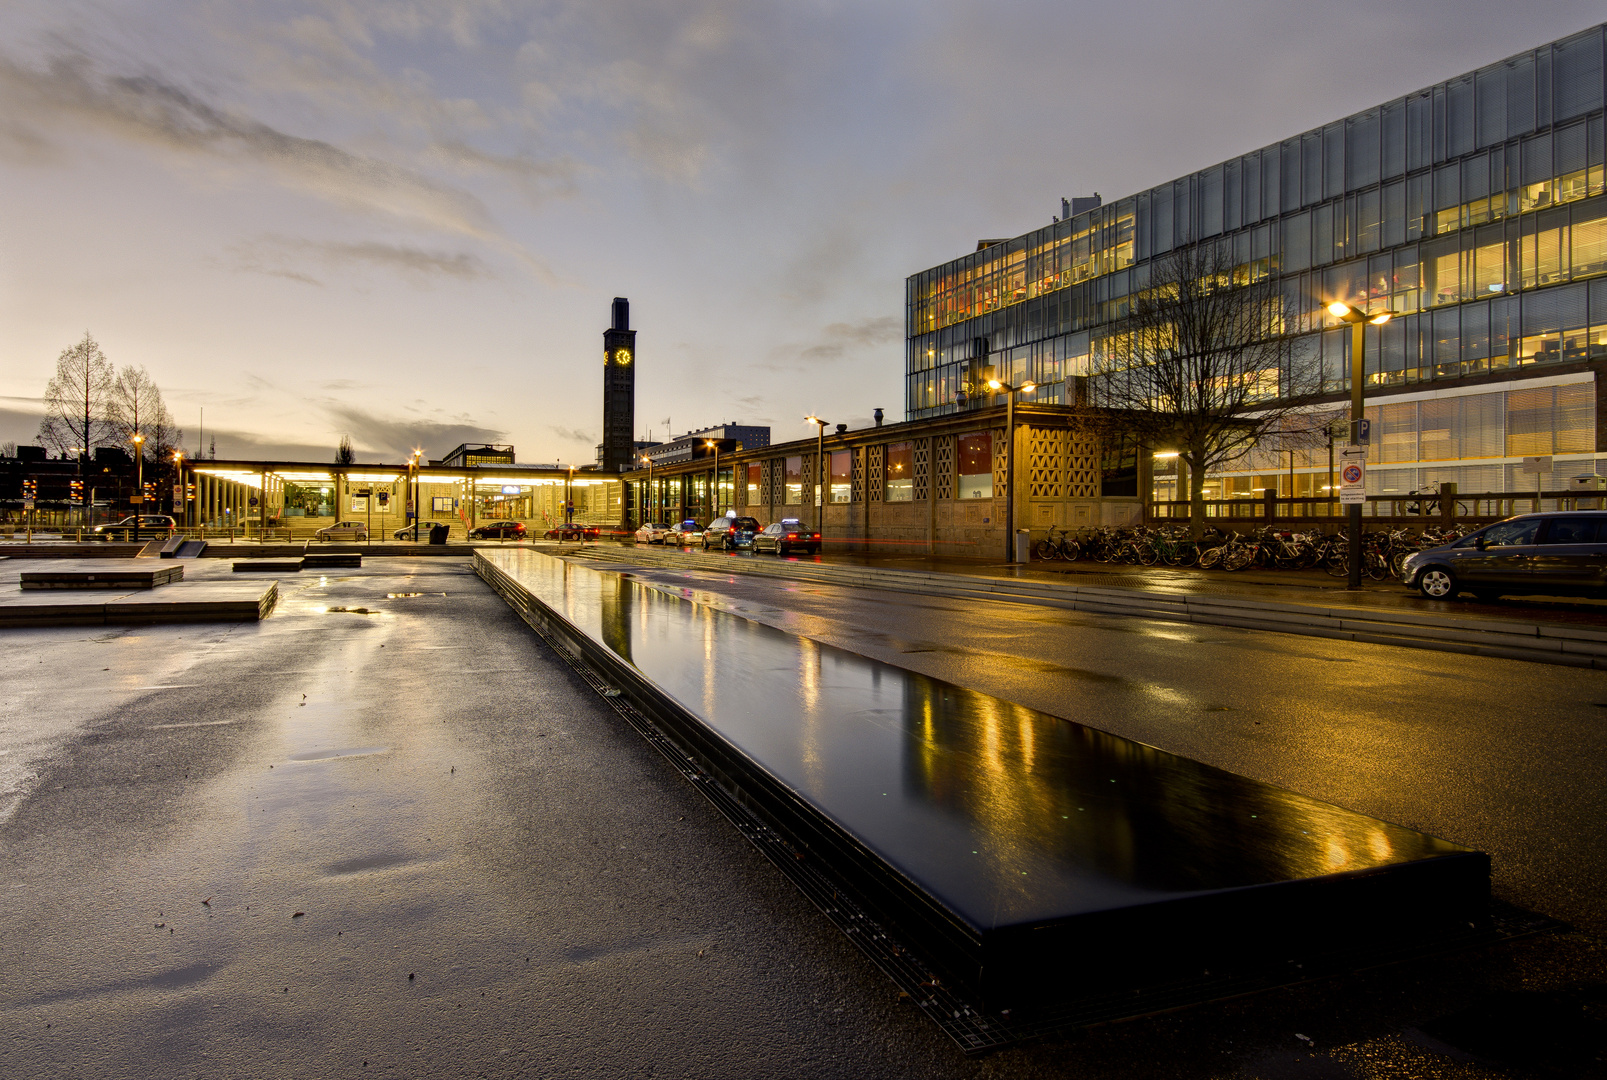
[{"xmin": 1, "ymin": 556, "xmax": 1604, "ymax": 1078}]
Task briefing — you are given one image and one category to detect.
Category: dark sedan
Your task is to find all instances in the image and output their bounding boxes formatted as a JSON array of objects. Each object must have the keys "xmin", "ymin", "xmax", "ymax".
[
  {"xmin": 753, "ymin": 519, "xmax": 821, "ymax": 556},
  {"xmin": 703, "ymin": 516, "xmax": 761, "ymax": 550},
  {"xmin": 470, "ymin": 520, "xmax": 527, "ymax": 540},
  {"xmin": 1400, "ymin": 510, "xmax": 1607, "ymax": 601}
]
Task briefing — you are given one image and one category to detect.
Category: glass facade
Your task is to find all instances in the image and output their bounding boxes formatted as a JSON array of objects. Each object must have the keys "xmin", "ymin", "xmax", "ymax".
[{"xmin": 906, "ymin": 26, "xmax": 1607, "ymax": 489}]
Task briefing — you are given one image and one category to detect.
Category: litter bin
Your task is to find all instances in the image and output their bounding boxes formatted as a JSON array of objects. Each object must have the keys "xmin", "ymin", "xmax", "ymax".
[
  {"xmin": 1014, "ymin": 529, "xmax": 1032, "ymax": 564},
  {"xmin": 429, "ymin": 522, "xmax": 449, "ymax": 545}
]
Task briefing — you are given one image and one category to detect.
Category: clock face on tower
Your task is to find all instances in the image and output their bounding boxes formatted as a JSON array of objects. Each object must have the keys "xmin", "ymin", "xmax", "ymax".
[{"xmin": 611, "ymin": 348, "xmax": 632, "ymax": 366}]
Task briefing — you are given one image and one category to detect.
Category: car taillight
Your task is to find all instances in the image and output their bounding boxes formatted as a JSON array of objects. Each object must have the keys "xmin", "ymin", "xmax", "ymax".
[
  {"xmin": 786, "ymin": 533, "xmax": 797, "ymax": 540},
  {"xmin": 812, "ymin": 533, "xmax": 821, "ymax": 539}
]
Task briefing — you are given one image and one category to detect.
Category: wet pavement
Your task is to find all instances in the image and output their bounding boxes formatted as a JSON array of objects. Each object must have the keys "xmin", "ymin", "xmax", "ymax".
[{"xmin": 0, "ymin": 557, "xmax": 1604, "ymax": 1078}]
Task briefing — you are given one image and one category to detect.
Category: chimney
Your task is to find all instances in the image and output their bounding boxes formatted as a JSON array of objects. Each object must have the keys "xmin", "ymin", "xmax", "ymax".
[{"xmin": 873, "ymin": 408, "xmax": 884, "ymax": 427}]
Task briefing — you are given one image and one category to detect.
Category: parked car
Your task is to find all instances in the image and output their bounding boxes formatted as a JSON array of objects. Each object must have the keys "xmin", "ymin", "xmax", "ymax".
[
  {"xmin": 636, "ymin": 521, "xmax": 672, "ymax": 544},
  {"xmin": 666, "ymin": 520, "xmax": 704, "ymax": 545},
  {"xmin": 1400, "ymin": 511, "xmax": 1607, "ymax": 601},
  {"xmin": 91, "ymin": 514, "xmax": 177, "ymax": 540},
  {"xmin": 543, "ymin": 523, "xmax": 589, "ymax": 541},
  {"xmin": 393, "ymin": 521, "xmax": 445, "ymax": 540},
  {"xmin": 470, "ymin": 520, "xmax": 527, "ymax": 540},
  {"xmin": 753, "ymin": 519, "xmax": 821, "ymax": 556},
  {"xmin": 314, "ymin": 520, "xmax": 369, "ymax": 541},
  {"xmin": 704, "ymin": 515, "xmax": 761, "ymax": 550}
]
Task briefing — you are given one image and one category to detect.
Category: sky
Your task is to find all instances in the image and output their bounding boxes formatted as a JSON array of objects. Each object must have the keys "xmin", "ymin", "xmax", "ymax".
[{"xmin": 2, "ymin": 1, "xmax": 1603, "ymax": 465}]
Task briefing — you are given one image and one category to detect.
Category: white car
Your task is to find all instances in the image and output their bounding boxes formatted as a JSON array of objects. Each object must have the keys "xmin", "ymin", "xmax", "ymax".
[
  {"xmin": 635, "ymin": 522, "xmax": 672, "ymax": 544},
  {"xmin": 666, "ymin": 520, "xmax": 704, "ymax": 545},
  {"xmin": 315, "ymin": 520, "xmax": 369, "ymax": 541}
]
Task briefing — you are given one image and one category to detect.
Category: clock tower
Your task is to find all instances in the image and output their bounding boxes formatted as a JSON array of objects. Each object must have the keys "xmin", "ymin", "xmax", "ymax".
[{"xmin": 601, "ymin": 297, "xmax": 636, "ymax": 474}]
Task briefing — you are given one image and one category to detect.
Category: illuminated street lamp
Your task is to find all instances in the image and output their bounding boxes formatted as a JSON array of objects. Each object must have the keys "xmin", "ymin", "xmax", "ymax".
[
  {"xmin": 173, "ymin": 450, "xmax": 185, "ymax": 529},
  {"xmin": 130, "ymin": 432, "xmax": 145, "ymax": 542},
  {"xmin": 565, "ymin": 463, "xmax": 576, "ymax": 524},
  {"xmin": 704, "ymin": 439, "xmax": 721, "ymax": 518},
  {"xmin": 640, "ymin": 454, "xmax": 654, "ymax": 526},
  {"xmin": 804, "ymin": 416, "xmax": 828, "ymax": 536},
  {"xmin": 1326, "ymin": 301, "xmax": 1395, "ymax": 588},
  {"xmin": 986, "ymin": 378, "xmax": 1035, "ymax": 563}
]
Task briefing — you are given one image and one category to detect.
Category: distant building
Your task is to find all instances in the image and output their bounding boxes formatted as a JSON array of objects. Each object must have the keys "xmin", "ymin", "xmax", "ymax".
[
  {"xmin": 642, "ymin": 424, "xmax": 770, "ymax": 466},
  {"xmin": 437, "ymin": 443, "xmax": 515, "ymax": 468},
  {"xmin": 600, "ymin": 297, "xmax": 637, "ymax": 473}
]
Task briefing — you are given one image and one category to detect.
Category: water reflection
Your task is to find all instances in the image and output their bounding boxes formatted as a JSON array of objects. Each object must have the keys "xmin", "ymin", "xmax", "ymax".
[{"xmin": 489, "ymin": 551, "xmax": 1467, "ymax": 932}]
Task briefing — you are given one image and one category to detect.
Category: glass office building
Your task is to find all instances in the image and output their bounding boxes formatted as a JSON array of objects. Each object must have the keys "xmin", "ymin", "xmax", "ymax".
[{"xmin": 906, "ymin": 24, "xmax": 1607, "ymax": 500}]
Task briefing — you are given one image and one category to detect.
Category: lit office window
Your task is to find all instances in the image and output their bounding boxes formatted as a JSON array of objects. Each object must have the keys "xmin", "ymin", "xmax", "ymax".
[
  {"xmin": 746, "ymin": 463, "xmax": 761, "ymax": 505},
  {"xmin": 884, "ymin": 442, "xmax": 913, "ymax": 501},
  {"xmin": 785, "ymin": 456, "xmax": 803, "ymax": 503},
  {"xmin": 956, "ymin": 433, "xmax": 992, "ymax": 499},
  {"xmin": 830, "ymin": 451, "xmax": 851, "ymax": 503}
]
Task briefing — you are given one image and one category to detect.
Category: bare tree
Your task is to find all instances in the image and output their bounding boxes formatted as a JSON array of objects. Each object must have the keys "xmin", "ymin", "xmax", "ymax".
[
  {"xmin": 335, "ymin": 435, "xmax": 355, "ymax": 465},
  {"xmin": 1088, "ymin": 243, "xmax": 1317, "ymax": 536},
  {"xmin": 37, "ymin": 333, "xmax": 116, "ymax": 465}
]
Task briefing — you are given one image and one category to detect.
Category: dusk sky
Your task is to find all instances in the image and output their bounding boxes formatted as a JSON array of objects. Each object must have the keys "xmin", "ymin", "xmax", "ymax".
[{"xmin": 2, "ymin": 1, "xmax": 1602, "ymax": 464}]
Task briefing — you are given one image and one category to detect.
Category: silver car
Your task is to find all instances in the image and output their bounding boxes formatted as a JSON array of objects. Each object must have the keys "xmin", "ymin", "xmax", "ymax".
[{"xmin": 315, "ymin": 520, "xmax": 370, "ymax": 541}]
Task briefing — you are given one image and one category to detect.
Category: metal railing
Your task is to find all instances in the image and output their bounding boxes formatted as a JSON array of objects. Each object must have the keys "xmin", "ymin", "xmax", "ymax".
[{"xmin": 1147, "ymin": 484, "xmax": 1606, "ymax": 529}]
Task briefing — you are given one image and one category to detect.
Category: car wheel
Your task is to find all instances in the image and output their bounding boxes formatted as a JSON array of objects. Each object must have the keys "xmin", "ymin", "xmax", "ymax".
[{"xmin": 1416, "ymin": 567, "xmax": 1457, "ymax": 599}]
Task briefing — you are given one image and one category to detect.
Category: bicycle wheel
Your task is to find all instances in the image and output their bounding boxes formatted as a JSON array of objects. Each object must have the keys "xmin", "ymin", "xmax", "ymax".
[
  {"xmin": 1365, "ymin": 551, "xmax": 1390, "ymax": 580},
  {"xmin": 1173, "ymin": 542, "xmax": 1199, "ymax": 567},
  {"xmin": 1221, "ymin": 547, "xmax": 1253, "ymax": 571},
  {"xmin": 1197, "ymin": 546, "xmax": 1223, "ymax": 569},
  {"xmin": 1035, "ymin": 539, "xmax": 1059, "ymax": 561},
  {"xmin": 1137, "ymin": 542, "xmax": 1159, "ymax": 566},
  {"xmin": 1324, "ymin": 552, "xmax": 1350, "ymax": 577},
  {"xmin": 1059, "ymin": 539, "xmax": 1080, "ymax": 562}
]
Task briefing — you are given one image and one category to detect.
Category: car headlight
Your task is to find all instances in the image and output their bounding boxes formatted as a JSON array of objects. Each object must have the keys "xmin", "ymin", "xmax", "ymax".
[{"xmin": 1400, "ymin": 552, "xmax": 1421, "ymax": 576}]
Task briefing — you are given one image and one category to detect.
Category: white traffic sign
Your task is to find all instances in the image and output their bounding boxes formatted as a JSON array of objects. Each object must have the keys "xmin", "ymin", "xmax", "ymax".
[
  {"xmin": 1338, "ymin": 446, "xmax": 1367, "ymax": 505},
  {"xmin": 1521, "ymin": 455, "xmax": 1553, "ymax": 475}
]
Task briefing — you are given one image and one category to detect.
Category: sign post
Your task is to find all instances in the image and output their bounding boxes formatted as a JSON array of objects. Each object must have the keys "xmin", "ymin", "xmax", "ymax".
[
  {"xmin": 1521, "ymin": 455, "xmax": 1552, "ymax": 511},
  {"xmin": 1338, "ymin": 447, "xmax": 1367, "ymax": 506}
]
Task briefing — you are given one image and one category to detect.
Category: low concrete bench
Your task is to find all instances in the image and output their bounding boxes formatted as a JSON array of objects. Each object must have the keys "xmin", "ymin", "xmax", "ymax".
[
  {"xmin": 303, "ymin": 552, "xmax": 362, "ymax": 568},
  {"xmin": 233, "ymin": 558, "xmax": 303, "ymax": 573},
  {"xmin": 21, "ymin": 561, "xmax": 184, "ymax": 590}
]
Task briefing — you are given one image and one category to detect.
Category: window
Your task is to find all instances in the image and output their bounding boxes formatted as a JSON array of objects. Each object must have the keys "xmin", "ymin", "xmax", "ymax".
[
  {"xmin": 784, "ymin": 455, "xmax": 803, "ymax": 503},
  {"xmin": 829, "ymin": 450, "xmax": 851, "ymax": 503},
  {"xmin": 884, "ymin": 442, "xmax": 913, "ymax": 501},
  {"xmin": 746, "ymin": 463, "xmax": 761, "ymax": 505},
  {"xmin": 1479, "ymin": 519, "xmax": 1540, "ymax": 547},
  {"xmin": 956, "ymin": 433, "xmax": 993, "ymax": 499},
  {"xmin": 1541, "ymin": 518, "xmax": 1602, "ymax": 544}
]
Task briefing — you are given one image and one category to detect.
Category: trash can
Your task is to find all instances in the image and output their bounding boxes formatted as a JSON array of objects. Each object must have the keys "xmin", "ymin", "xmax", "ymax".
[
  {"xmin": 1014, "ymin": 529, "xmax": 1032, "ymax": 564},
  {"xmin": 429, "ymin": 522, "xmax": 449, "ymax": 545}
]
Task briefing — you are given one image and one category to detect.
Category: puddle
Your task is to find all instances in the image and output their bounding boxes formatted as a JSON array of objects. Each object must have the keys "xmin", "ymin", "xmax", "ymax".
[
  {"xmin": 386, "ymin": 593, "xmax": 424, "ymax": 599},
  {"xmin": 285, "ymin": 746, "xmax": 389, "ymax": 762},
  {"xmin": 324, "ymin": 853, "xmax": 416, "ymax": 875},
  {"xmin": 322, "ymin": 606, "xmax": 378, "ymax": 615}
]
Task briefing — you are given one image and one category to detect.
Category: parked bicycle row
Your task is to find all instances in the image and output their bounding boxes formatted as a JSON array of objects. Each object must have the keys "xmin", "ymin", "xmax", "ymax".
[{"xmin": 1034, "ymin": 523, "xmax": 1469, "ymax": 578}]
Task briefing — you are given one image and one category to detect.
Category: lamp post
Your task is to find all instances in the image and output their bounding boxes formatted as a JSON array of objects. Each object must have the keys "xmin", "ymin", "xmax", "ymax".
[
  {"xmin": 172, "ymin": 450, "xmax": 184, "ymax": 530},
  {"xmin": 704, "ymin": 439, "xmax": 721, "ymax": 519},
  {"xmin": 1327, "ymin": 301, "xmax": 1394, "ymax": 588},
  {"xmin": 985, "ymin": 378, "xmax": 1035, "ymax": 563},
  {"xmin": 803, "ymin": 416, "xmax": 828, "ymax": 536},
  {"xmin": 130, "ymin": 432, "xmax": 145, "ymax": 542},
  {"xmin": 641, "ymin": 454, "xmax": 654, "ymax": 526},
  {"xmin": 566, "ymin": 464, "xmax": 576, "ymax": 525}
]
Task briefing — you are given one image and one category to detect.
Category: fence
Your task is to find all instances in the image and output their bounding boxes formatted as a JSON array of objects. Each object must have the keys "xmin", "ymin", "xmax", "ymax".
[{"xmin": 1147, "ymin": 483, "xmax": 1607, "ymax": 530}]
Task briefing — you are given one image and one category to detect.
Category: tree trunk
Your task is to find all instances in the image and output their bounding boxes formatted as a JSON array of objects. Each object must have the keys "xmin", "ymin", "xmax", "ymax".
[{"xmin": 1188, "ymin": 454, "xmax": 1208, "ymax": 540}]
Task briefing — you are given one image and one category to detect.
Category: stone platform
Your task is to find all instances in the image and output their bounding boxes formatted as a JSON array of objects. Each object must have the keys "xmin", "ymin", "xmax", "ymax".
[
  {"xmin": 303, "ymin": 552, "xmax": 362, "ymax": 568},
  {"xmin": 476, "ymin": 548, "xmax": 1491, "ymax": 1017},
  {"xmin": 21, "ymin": 561, "xmax": 183, "ymax": 589},
  {"xmin": 233, "ymin": 557, "xmax": 303, "ymax": 573},
  {"xmin": 0, "ymin": 579, "xmax": 277, "ymax": 626}
]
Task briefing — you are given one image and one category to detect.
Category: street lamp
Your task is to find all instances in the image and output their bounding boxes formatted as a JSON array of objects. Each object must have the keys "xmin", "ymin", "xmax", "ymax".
[
  {"xmin": 986, "ymin": 378, "xmax": 1035, "ymax": 563},
  {"xmin": 640, "ymin": 454, "xmax": 654, "ymax": 526},
  {"xmin": 1326, "ymin": 301, "xmax": 1394, "ymax": 588},
  {"xmin": 704, "ymin": 439, "xmax": 721, "ymax": 519},
  {"xmin": 565, "ymin": 463, "xmax": 576, "ymax": 525},
  {"xmin": 804, "ymin": 416, "xmax": 828, "ymax": 536},
  {"xmin": 173, "ymin": 450, "xmax": 185, "ymax": 530},
  {"xmin": 130, "ymin": 432, "xmax": 145, "ymax": 542}
]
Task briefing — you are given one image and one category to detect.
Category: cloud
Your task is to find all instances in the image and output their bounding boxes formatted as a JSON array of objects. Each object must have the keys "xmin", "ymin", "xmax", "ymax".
[
  {"xmin": 427, "ymin": 140, "xmax": 582, "ymax": 205},
  {"xmin": 0, "ymin": 53, "xmax": 500, "ymax": 239},
  {"xmin": 762, "ymin": 316, "xmax": 903, "ymax": 369},
  {"xmin": 324, "ymin": 403, "xmax": 505, "ymax": 460},
  {"xmin": 549, "ymin": 425, "xmax": 595, "ymax": 444},
  {"xmin": 230, "ymin": 236, "xmax": 492, "ymax": 285}
]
